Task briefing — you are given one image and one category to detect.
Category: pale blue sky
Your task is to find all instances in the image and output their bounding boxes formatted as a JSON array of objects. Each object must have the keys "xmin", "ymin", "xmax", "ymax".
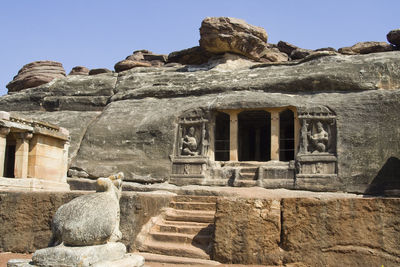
[{"xmin": 1, "ymin": 0, "xmax": 398, "ymax": 96}]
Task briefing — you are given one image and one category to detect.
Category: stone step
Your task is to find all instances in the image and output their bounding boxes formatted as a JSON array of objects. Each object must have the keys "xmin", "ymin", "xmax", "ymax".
[
  {"xmin": 156, "ymin": 221, "xmax": 214, "ymax": 235},
  {"xmin": 138, "ymin": 252, "xmax": 220, "ymax": 266},
  {"xmin": 169, "ymin": 201, "xmax": 216, "ymax": 211},
  {"xmin": 164, "ymin": 209, "xmax": 215, "ymax": 223},
  {"xmin": 138, "ymin": 240, "xmax": 210, "ymax": 260},
  {"xmin": 239, "ymin": 173, "xmax": 258, "ymax": 180},
  {"xmin": 149, "ymin": 231, "xmax": 211, "ymax": 246},
  {"xmin": 240, "ymin": 167, "xmax": 259, "ymax": 173},
  {"xmin": 233, "ymin": 179, "xmax": 258, "ymax": 187},
  {"xmin": 173, "ymin": 195, "xmax": 217, "ymax": 203}
]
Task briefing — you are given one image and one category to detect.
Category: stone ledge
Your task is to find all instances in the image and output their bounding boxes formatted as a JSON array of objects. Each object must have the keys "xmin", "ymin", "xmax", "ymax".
[{"xmin": 0, "ymin": 177, "xmax": 70, "ymax": 192}]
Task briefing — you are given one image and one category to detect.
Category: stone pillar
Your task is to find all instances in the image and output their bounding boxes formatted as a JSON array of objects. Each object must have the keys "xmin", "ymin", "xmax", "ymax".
[
  {"xmin": 61, "ymin": 138, "xmax": 70, "ymax": 183},
  {"xmin": 294, "ymin": 111, "xmax": 300, "ymax": 155},
  {"xmin": 229, "ymin": 111, "xmax": 239, "ymax": 161},
  {"xmin": 270, "ymin": 111, "xmax": 280, "ymax": 161},
  {"xmin": 0, "ymin": 127, "xmax": 10, "ymax": 177},
  {"xmin": 14, "ymin": 132, "xmax": 33, "ymax": 178}
]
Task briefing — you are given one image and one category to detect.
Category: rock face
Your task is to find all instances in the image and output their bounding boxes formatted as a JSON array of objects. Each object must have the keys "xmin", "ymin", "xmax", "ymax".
[
  {"xmin": 213, "ymin": 198, "xmax": 281, "ymax": 265},
  {"xmin": 1, "ymin": 52, "xmax": 400, "ymax": 194},
  {"xmin": 6, "ymin": 61, "xmax": 66, "ymax": 93},
  {"xmin": 51, "ymin": 173, "xmax": 124, "ymax": 246},
  {"xmin": 387, "ymin": 29, "xmax": 400, "ymax": 46},
  {"xmin": 199, "ymin": 17, "xmax": 268, "ymax": 61},
  {"xmin": 69, "ymin": 66, "xmax": 89, "ymax": 75},
  {"xmin": 213, "ymin": 197, "xmax": 400, "ymax": 266}
]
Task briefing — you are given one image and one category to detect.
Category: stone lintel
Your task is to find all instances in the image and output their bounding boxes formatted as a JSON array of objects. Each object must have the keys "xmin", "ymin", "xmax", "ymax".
[
  {"xmin": 0, "ymin": 177, "xmax": 70, "ymax": 191},
  {"xmin": 171, "ymin": 156, "xmax": 208, "ymax": 164},
  {"xmin": 297, "ymin": 153, "xmax": 337, "ymax": 162}
]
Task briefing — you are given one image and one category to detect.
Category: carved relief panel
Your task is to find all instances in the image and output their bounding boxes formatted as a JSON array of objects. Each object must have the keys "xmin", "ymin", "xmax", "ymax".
[
  {"xmin": 170, "ymin": 109, "xmax": 210, "ymax": 184},
  {"xmin": 296, "ymin": 106, "xmax": 337, "ymax": 177}
]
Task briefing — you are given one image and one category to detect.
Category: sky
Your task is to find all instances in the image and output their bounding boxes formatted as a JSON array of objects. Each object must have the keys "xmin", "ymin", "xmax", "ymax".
[{"xmin": 0, "ymin": 0, "xmax": 398, "ymax": 96}]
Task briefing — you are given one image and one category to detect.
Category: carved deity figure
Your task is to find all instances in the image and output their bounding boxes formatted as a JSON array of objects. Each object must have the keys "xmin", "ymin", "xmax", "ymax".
[
  {"xmin": 181, "ymin": 126, "xmax": 199, "ymax": 156},
  {"xmin": 308, "ymin": 121, "xmax": 329, "ymax": 153},
  {"xmin": 300, "ymin": 119, "xmax": 309, "ymax": 153}
]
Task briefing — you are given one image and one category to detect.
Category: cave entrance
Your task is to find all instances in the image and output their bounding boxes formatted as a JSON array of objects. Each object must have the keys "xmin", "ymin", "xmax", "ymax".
[
  {"xmin": 4, "ymin": 138, "xmax": 16, "ymax": 178},
  {"xmin": 238, "ymin": 110, "xmax": 270, "ymax": 161},
  {"xmin": 214, "ymin": 112, "xmax": 230, "ymax": 161}
]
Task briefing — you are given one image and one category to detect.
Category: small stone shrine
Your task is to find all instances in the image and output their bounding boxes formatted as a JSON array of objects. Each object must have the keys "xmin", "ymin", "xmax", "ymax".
[
  {"xmin": 8, "ymin": 172, "xmax": 145, "ymax": 267},
  {"xmin": 0, "ymin": 111, "xmax": 70, "ymax": 191}
]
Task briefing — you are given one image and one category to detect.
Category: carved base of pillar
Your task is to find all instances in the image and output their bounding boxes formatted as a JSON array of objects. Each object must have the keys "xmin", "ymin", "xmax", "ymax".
[
  {"xmin": 170, "ymin": 156, "xmax": 209, "ymax": 185},
  {"xmin": 0, "ymin": 177, "xmax": 70, "ymax": 191}
]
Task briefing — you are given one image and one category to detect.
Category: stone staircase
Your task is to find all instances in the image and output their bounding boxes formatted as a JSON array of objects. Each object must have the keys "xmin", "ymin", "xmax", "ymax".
[
  {"xmin": 234, "ymin": 166, "xmax": 259, "ymax": 187},
  {"xmin": 137, "ymin": 195, "xmax": 217, "ymax": 260}
]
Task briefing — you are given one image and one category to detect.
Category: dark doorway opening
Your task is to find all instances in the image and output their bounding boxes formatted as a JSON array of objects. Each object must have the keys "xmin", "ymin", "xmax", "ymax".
[
  {"xmin": 4, "ymin": 139, "xmax": 16, "ymax": 178},
  {"xmin": 238, "ymin": 110, "xmax": 270, "ymax": 161},
  {"xmin": 279, "ymin": 109, "xmax": 295, "ymax": 161},
  {"xmin": 214, "ymin": 112, "xmax": 230, "ymax": 161}
]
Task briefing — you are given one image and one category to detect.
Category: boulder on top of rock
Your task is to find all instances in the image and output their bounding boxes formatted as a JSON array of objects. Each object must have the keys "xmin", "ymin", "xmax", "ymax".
[
  {"xmin": 339, "ymin": 41, "xmax": 393, "ymax": 55},
  {"xmin": 69, "ymin": 66, "xmax": 89, "ymax": 76},
  {"xmin": 291, "ymin": 47, "xmax": 314, "ymax": 60},
  {"xmin": 168, "ymin": 46, "xmax": 214, "ymax": 65},
  {"xmin": 387, "ymin": 29, "xmax": 400, "ymax": 47},
  {"xmin": 6, "ymin": 60, "xmax": 66, "ymax": 93},
  {"xmin": 277, "ymin": 41, "xmax": 299, "ymax": 56},
  {"xmin": 114, "ymin": 60, "xmax": 152, "ymax": 73},
  {"xmin": 89, "ymin": 68, "xmax": 112, "ymax": 75},
  {"xmin": 126, "ymin": 50, "xmax": 167, "ymax": 67},
  {"xmin": 260, "ymin": 47, "xmax": 289, "ymax": 62},
  {"xmin": 199, "ymin": 17, "xmax": 268, "ymax": 61}
]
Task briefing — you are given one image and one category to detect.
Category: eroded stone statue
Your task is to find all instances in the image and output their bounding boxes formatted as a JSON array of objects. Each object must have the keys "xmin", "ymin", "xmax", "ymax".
[
  {"xmin": 51, "ymin": 172, "xmax": 124, "ymax": 246},
  {"xmin": 181, "ymin": 126, "xmax": 199, "ymax": 156},
  {"xmin": 308, "ymin": 121, "xmax": 329, "ymax": 153}
]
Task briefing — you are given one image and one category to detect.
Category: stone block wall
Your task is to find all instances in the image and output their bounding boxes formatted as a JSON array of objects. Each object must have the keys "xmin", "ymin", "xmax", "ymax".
[
  {"xmin": 0, "ymin": 191, "xmax": 172, "ymax": 253},
  {"xmin": 213, "ymin": 197, "xmax": 400, "ymax": 267}
]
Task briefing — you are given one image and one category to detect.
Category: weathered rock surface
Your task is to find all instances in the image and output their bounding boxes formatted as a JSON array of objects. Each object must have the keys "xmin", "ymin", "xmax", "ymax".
[
  {"xmin": 199, "ymin": 17, "xmax": 268, "ymax": 61},
  {"xmin": 290, "ymin": 47, "xmax": 313, "ymax": 59},
  {"xmin": 68, "ymin": 66, "xmax": 89, "ymax": 76},
  {"xmin": 339, "ymin": 41, "xmax": 393, "ymax": 55},
  {"xmin": 114, "ymin": 60, "xmax": 152, "ymax": 72},
  {"xmin": 6, "ymin": 61, "xmax": 66, "ymax": 93},
  {"xmin": 277, "ymin": 41, "xmax": 298, "ymax": 56},
  {"xmin": 89, "ymin": 68, "xmax": 112, "ymax": 75},
  {"xmin": 213, "ymin": 198, "xmax": 282, "ymax": 265},
  {"xmin": 0, "ymin": 191, "xmax": 172, "ymax": 253},
  {"xmin": 168, "ymin": 46, "xmax": 213, "ymax": 65},
  {"xmin": 261, "ymin": 47, "xmax": 289, "ymax": 62},
  {"xmin": 387, "ymin": 29, "xmax": 400, "ymax": 46},
  {"xmin": 125, "ymin": 50, "xmax": 167, "ymax": 67},
  {"xmin": 213, "ymin": 197, "xmax": 400, "ymax": 266}
]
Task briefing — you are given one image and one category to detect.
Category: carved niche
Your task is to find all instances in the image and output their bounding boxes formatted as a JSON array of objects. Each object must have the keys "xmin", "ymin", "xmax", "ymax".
[
  {"xmin": 296, "ymin": 106, "xmax": 337, "ymax": 178},
  {"xmin": 170, "ymin": 109, "xmax": 210, "ymax": 184}
]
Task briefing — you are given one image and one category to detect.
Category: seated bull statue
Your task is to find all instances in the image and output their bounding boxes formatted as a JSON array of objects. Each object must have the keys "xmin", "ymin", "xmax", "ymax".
[{"xmin": 51, "ymin": 172, "xmax": 124, "ymax": 246}]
